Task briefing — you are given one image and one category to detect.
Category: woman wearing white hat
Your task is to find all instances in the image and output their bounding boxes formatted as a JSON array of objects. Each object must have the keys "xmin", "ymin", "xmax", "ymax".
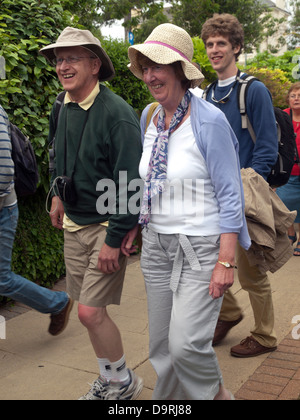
[{"xmin": 125, "ymin": 23, "xmax": 251, "ymax": 400}]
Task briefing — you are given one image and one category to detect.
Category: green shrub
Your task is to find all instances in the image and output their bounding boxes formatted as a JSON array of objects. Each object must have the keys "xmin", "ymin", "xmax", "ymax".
[
  {"xmin": 103, "ymin": 37, "xmax": 153, "ymax": 113},
  {"xmin": 0, "ymin": 0, "xmax": 76, "ymax": 192},
  {"xmin": 246, "ymin": 49, "xmax": 300, "ymax": 82},
  {"xmin": 245, "ymin": 67, "xmax": 292, "ymax": 109}
]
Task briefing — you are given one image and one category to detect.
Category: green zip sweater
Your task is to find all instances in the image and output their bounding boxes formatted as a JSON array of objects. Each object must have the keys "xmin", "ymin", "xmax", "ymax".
[{"xmin": 49, "ymin": 85, "xmax": 142, "ymax": 248}]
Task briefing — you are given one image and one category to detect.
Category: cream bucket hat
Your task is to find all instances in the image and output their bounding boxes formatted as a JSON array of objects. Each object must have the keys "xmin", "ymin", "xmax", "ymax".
[
  {"xmin": 128, "ymin": 23, "xmax": 204, "ymax": 89},
  {"xmin": 40, "ymin": 27, "xmax": 115, "ymax": 82}
]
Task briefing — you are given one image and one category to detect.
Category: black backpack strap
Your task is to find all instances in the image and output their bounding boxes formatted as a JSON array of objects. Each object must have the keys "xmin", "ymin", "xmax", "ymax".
[{"xmin": 54, "ymin": 91, "xmax": 66, "ymax": 130}]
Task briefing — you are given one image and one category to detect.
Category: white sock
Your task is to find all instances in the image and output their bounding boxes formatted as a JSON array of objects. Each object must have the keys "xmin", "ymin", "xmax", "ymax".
[
  {"xmin": 110, "ymin": 355, "xmax": 130, "ymax": 383},
  {"xmin": 97, "ymin": 357, "xmax": 112, "ymax": 382}
]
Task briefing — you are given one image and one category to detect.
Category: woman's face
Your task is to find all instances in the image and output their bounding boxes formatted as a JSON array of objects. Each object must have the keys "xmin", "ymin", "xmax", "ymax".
[
  {"xmin": 289, "ymin": 89, "xmax": 300, "ymax": 112},
  {"xmin": 142, "ymin": 63, "xmax": 185, "ymax": 109}
]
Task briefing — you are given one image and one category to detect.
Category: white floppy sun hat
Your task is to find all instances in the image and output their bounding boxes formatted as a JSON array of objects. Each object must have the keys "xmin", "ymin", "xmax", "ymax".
[
  {"xmin": 40, "ymin": 27, "xmax": 115, "ymax": 82},
  {"xmin": 128, "ymin": 23, "xmax": 204, "ymax": 89}
]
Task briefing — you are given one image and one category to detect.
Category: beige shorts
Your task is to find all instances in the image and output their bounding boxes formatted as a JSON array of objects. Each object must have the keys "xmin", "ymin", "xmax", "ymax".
[{"xmin": 64, "ymin": 224, "xmax": 127, "ymax": 307}]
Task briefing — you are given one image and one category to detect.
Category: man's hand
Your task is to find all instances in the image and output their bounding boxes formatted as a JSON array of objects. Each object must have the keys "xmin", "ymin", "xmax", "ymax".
[
  {"xmin": 121, "ymin": 225, "xmax": 139, "ymax": 257},
  {"xmin": 98, "ymin": 243, "xmax": 121, "ymax": 274},
  {"xmin": 50, "ymin": 196, "xmax": 64, "ymax": 230}
]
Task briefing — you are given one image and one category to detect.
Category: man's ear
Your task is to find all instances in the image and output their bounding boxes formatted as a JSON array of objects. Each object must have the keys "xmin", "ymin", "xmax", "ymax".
[
  {"xmin": 93, "ymin": 58, "xmax": 102, "ymax": 76},
  {"xmin": 234, "ymin": 44, "xmax": 242, "ymax": 56}
]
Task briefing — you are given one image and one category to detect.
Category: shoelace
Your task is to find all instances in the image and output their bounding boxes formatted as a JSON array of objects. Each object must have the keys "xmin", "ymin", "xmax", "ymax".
[{"xmin": 82, "ymin": 378, "xmax": 109, "ymax": 400}]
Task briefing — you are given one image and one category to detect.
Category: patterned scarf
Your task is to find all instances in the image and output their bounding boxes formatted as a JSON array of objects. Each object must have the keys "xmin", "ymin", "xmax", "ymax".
[{"xmin": 139, "ymin": 90, "xmax": 192, "ymax": 228}]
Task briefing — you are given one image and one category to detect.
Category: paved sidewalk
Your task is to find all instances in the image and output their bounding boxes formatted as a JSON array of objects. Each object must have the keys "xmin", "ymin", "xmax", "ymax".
[
  {"xmin": 0, "ymin": 253, "xmax": 300, "ymax": 400},
  {"xmin": 235, "ymin": 336, "xmax": 300, "ymax": 400}
]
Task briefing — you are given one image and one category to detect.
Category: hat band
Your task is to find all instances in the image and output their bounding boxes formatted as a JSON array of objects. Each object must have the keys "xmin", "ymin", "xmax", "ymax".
[{"xmin": 144, "ymin": 41, "xmax": 190, "ymax": 62}]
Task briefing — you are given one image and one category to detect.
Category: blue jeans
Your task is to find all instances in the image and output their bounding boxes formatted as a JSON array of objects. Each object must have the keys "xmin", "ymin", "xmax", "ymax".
[{"xmin": 0, "ymin": 204, "xmax": 68, "ymax": 314}]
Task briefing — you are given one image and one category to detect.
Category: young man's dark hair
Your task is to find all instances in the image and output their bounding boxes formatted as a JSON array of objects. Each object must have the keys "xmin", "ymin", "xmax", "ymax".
[{"xmin": 201, "ymin": 13, "xmax": 244, "ymax": 62}]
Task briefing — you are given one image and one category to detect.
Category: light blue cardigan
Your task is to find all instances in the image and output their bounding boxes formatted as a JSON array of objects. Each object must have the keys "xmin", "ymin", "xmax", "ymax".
[{"xmin": 140, "ymin": 93, "xmax": 251, "ymax": 250}]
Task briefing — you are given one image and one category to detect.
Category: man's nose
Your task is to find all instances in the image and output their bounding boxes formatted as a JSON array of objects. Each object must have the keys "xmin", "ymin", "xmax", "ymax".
[
  {"xmin": 59, "ymin": 59, "xmax": 70, "ymax": 70},
  {"xmin": 210, "ymin": 43, "xmax": 219, "ymax": 53}
]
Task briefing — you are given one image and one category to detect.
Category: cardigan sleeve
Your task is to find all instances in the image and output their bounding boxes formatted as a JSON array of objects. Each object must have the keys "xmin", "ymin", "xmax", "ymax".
[
  {"xmin": 191, "ymin": 96, "xmax": 251, "ymax": 250},
  {"xmin": 199, "ymin": 113, "xmax": 244, "ymax": 234}
]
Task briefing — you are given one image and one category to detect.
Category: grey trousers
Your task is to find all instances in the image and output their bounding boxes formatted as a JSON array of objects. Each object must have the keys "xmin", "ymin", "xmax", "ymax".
[{"xmin": 141, "ymin": 229, "xmax": 224, "ymax": 400}]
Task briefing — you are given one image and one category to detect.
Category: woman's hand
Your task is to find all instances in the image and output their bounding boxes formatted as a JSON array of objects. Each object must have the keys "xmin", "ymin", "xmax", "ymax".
[
  {"xmin": 209, "ymin": 233, "xmax": 238, "ymax": 299},
  {"xmin": 209, "ymin": 263, "xmax": 234, "ymax": 299}
]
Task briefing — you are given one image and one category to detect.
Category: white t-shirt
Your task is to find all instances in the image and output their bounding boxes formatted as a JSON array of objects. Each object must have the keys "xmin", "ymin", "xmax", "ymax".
[
  {"xmin": 190, "ymin": 87, "xmax": 204, "ymax": 98},
  {"xmin": 139, "ymin": 115, "xmax": 221, "ymax": 236}
]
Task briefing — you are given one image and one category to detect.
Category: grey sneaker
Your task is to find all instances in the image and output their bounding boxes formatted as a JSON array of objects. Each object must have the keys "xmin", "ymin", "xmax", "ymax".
[
  {"xmin": 79, "ymin": 369, "xmax": 143, "ymax": 400},
  {"xmin": 78, "ymin": 375, "xmax": 110, "ymax": 400},
  {"xmin": 106, "ymin": 369, "xmax": 143, "ymax": 400}
]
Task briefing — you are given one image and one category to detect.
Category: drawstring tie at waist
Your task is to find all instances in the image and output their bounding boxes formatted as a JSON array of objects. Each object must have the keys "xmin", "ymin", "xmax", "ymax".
[{"xmin": 170, "ymin": 234, "xmax": 202, "ymax": 293}]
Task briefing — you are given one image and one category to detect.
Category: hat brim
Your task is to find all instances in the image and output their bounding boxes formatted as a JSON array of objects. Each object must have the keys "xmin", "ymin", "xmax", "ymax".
[
  {"xmin": 128, "ymin": 44, "xmax": 204, "ymax": 89},
  {"xmin": 40, "ymin": 42, "xmax": 115, "ymax": 82}
]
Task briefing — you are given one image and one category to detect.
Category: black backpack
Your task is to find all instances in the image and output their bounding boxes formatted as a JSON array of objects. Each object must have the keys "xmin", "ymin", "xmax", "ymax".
[
  {"xmin": 10, "ymin": 123, "xmax": 39, "ymax": 197},
  {"xmin": 203, "ymin": 75, "xmax": 299, "ymax": 188}
]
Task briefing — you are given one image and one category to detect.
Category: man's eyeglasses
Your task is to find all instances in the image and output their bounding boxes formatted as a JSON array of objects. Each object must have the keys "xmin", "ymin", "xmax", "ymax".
[{"xmin": 53, "ymin": 56, "xmax": 97, "ymax": 66}]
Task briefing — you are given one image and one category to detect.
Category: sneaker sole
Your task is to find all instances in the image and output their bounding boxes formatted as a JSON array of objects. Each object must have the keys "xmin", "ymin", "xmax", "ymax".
[{"xmin": 129, "ymin": 376, "xmax": 144, "ymax": 400}]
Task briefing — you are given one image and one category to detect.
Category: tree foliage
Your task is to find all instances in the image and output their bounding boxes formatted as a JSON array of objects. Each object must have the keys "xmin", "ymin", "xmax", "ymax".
[
  {"xmin": 95, "ymin": 0, "xmax": 161, "ymax": 27},
  {"xmin": 102, "ymin": 38, "xmax": 152, "ymax": 111},
  {"xmin": 289, "ymin": 0, "xmax": 300, "ymax": 49},
  {"xmin": 92, "ymin": 0, "xmax": 285, "ymax": 53},
  {"xmin": 170, "ymin": 0, "xmax": 283, "ymax": 53},
  {"xmin": 246, "ymin": 49, "xmax": 300, "ymax": 82}
]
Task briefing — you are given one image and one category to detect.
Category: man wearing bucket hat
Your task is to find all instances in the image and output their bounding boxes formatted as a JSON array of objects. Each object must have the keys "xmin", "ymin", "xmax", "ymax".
[
  {"xmin": 125, "ymin": 23, "xmax": 251, "ymax": 400},
  {"xmin": 40, "ymin": 27, "xmax": 143, "ymax": 400}
]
